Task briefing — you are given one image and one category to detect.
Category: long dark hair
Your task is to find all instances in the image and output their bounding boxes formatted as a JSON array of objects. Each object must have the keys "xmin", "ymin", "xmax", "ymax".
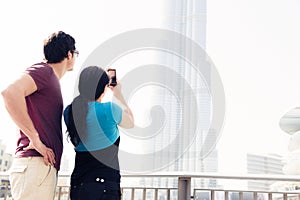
[{"xmin": 66, "ymin": 66, "xmax": 109, "ymax": 146}]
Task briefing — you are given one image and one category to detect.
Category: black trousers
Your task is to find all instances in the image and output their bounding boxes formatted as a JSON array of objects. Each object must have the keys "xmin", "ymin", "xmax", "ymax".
[{"xmin": 70, "ymin": 181, "xmax": 121, "ymax": 200}]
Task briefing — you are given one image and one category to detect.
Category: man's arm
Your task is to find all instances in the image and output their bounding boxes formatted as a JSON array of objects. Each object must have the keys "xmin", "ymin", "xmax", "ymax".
[{"xmin": 1, "ymin": 73, "xmax": 55, "ymax": 165}]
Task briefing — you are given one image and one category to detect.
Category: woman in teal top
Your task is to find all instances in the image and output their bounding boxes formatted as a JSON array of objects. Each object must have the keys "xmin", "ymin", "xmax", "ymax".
[{"xmin": 64, "ymin": 66, "xmax": 134, "ymax": 200}]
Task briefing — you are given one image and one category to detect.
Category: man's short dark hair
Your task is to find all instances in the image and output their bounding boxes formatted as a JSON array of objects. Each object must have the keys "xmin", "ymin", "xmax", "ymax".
[{"xmin": 43, "ymin": 31, "xmax": 76, "ymax": 64}]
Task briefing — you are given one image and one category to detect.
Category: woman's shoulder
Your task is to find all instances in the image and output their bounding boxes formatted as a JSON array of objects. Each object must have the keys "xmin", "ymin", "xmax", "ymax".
[
  {"xmin": 63, "ymin": 104, "xmax": 71, "ymax": 115},
  {"xmin": 92, "ymin": 101, "xmax": 120, "ymax": 109},
  {"xmin": 63, "ymin": 104, "xmax": 71, "ymax": 124}
]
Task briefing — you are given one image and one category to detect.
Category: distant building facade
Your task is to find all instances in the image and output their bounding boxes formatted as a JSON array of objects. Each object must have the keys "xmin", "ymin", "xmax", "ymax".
[
  {"xmin": 133, "ymin": 0, "xmax": 219, "ymax": 194},
  {"xmin": 247, "ymin": 153, "xmax": 284, "ymax": 191},
  {"xmin": 0, "ymin": 140, "xmax": 13, "ymax": 172},
  {"xmin": 162, "ymin": 0, "xmax": 218, "ymax": 184}
]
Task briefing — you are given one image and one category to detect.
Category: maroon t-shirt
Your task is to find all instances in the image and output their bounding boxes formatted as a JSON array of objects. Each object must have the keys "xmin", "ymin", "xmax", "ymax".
[{"xmin": 15, "ymin": 63, "xmax": 63, "ymax": 171}]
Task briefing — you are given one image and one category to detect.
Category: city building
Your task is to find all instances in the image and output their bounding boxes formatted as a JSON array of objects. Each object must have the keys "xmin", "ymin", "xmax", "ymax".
[
  {"xmin": 122, "ymin": 1, "xmax": 219, "ymax": 194},
  {"xmin": 247, "ymin": 153, "xmax": 284, "ymax": 191},
  {"xmin": 0, "ymin": 140, "xmax": 13, "ymax": 172},
  {"xmin": 0, "ymin": 140, "xmax": 13, "ymax": 190},
  {"xmin": 162, "ymin": 0, "xmax": 218, "ymax": 186}
]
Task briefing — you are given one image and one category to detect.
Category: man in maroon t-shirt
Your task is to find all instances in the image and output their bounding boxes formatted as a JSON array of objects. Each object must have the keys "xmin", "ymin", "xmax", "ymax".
[{"xmin": 2, "ymin": 31, "xmax": 78, "ymax": 200}]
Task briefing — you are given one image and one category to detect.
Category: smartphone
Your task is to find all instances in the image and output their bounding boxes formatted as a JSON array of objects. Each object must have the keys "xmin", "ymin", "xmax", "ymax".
[{"xmin": 108, "ymin": 69, "xmax": 117, "ymax": 87}]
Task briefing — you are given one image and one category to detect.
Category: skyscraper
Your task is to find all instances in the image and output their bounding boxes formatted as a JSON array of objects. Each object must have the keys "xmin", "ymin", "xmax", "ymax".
[
  {"xmin": 151, "ymin": 0, "xmax": 218, "ymax": 188},
  {"xmin": 166, "ymin": 0, "xmax": 217, "ymax": 161}
]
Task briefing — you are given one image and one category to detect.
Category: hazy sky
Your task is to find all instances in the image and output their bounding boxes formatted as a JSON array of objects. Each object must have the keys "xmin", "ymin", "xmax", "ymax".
[
  {"xmin": 206, "ymin": 0, "xmax": 300, "ymax": 173},
  {"xmin": 1, "ymin": 0, "xmax": 300, "ymax": 174}
]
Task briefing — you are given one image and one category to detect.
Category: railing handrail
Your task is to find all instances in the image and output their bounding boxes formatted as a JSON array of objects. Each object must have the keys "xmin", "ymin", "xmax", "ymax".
[
  {"xmin": 119, "ymin": 172, "xmax": 300, "ymax": 182},
  {"xmin": 194, "ymin": 188, "xmax": 300, "ymax": 194},
  {"xmin": 2, "ymin": 171, "xmax": 300, "ymax": 182}
]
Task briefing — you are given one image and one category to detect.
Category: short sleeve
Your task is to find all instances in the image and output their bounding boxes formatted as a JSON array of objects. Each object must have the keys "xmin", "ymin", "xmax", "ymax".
[
  {"xmin": 110, "ymin": 103, "xmax": 122, "ymax": 124},
  {"xmin": 25, "ymin": 63, "xmax": 53, "ymax": 90},
  {"xmin": 63, "ymin": 105, "xmax": 71, "ymax": 126}
]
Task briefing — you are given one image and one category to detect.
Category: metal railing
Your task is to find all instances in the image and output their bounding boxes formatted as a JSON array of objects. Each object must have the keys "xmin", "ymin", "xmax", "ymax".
[
  {"xmin": 1, "ymin": 172, "xmax": 300, "ymax": 200},
  {"xmin": 120, "ymin": 173, "xmax": 300, "ymax": 200}
]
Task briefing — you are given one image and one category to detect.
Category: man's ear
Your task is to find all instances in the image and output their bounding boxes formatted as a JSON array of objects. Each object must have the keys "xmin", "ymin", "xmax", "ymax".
[{"xmin": 67, "ymin": 51, "xmax": 73, "ymax": 59}]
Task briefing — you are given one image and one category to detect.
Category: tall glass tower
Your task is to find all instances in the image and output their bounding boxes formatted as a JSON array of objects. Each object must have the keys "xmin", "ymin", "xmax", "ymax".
[
  {"xmin": 118, "ymin": 1, "xmax": 219, "ymax": 195},
  {"xmin": 152, "ymin": 0, "xmax": 218, "ymax": 188}
]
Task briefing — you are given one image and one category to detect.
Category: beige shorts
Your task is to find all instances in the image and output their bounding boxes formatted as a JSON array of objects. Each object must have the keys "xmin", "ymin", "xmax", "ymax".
[{"xmin": 9, "ymin": 157, "xmax": 57, "ymax": 200}]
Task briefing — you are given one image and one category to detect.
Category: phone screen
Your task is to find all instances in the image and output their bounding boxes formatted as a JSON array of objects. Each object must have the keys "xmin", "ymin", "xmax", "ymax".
[
  {"xmin": 109, "ymin": 70, "xmax": 116, "ymax": 77},
  {"xmin": 108, "ymin": 69, "xmax": 117, "ymax": 86}
]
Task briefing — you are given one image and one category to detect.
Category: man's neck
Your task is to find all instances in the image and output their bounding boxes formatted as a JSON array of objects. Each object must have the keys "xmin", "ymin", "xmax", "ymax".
[{"xmin": 47, "ymin": 62, "xmax": 67, "ymax": 80}]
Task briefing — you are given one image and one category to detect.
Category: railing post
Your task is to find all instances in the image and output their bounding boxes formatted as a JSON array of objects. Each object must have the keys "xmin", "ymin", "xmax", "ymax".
[
  {"xmin": 283, "ymin": 193, "xmax": 288, "ymax": 200},
  {"xmin": 154, "ymin": 188, "xmax": 158, "ymax": 200},
  {"xmin": 143, "ymin": 188, "xmax": 146, "ymax": 200},
  {"xmin": 211, "ymin": 190, "xmax": 215, "ymax": 200},
  {"xmin": 3, "ymin": 183, "xmax": 8, "ymax": 200},
  {"xmin": 57, "ymin": 187, "xmax": 62, "ymax": 200},
  {"xmin": 268, "ymin": 193, "xmax": 272, "ymax": 199},
  {"xmin": 167, "ymin": 189, "xmax": 171, "ymax": 200},
  {"xmin": 178, "ymin": 177, "xmax": 191, "ymax": 200},
  {"xmin": 239, "ymin": 192, "xmax": 243, "ymax": 200},
  {"xmin": 68, "ymin": 187, "xmax": 71, "ymax": 200},
  {"xmin": 225, "ymin": 191, "xmax": 229, "ymax": 200},
  {"xmin": 131, "ymin": 188, "xmax": 135, "ymax": 200},
  {"xmin": 253, "ymin": 192, "xmax": 257, "ymax": 200}
]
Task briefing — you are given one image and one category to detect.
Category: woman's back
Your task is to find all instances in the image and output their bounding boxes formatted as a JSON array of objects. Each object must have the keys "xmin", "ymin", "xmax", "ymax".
[{"xmin": 71, "ymin": 102, "xmax": 122, "ymax": 152}]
